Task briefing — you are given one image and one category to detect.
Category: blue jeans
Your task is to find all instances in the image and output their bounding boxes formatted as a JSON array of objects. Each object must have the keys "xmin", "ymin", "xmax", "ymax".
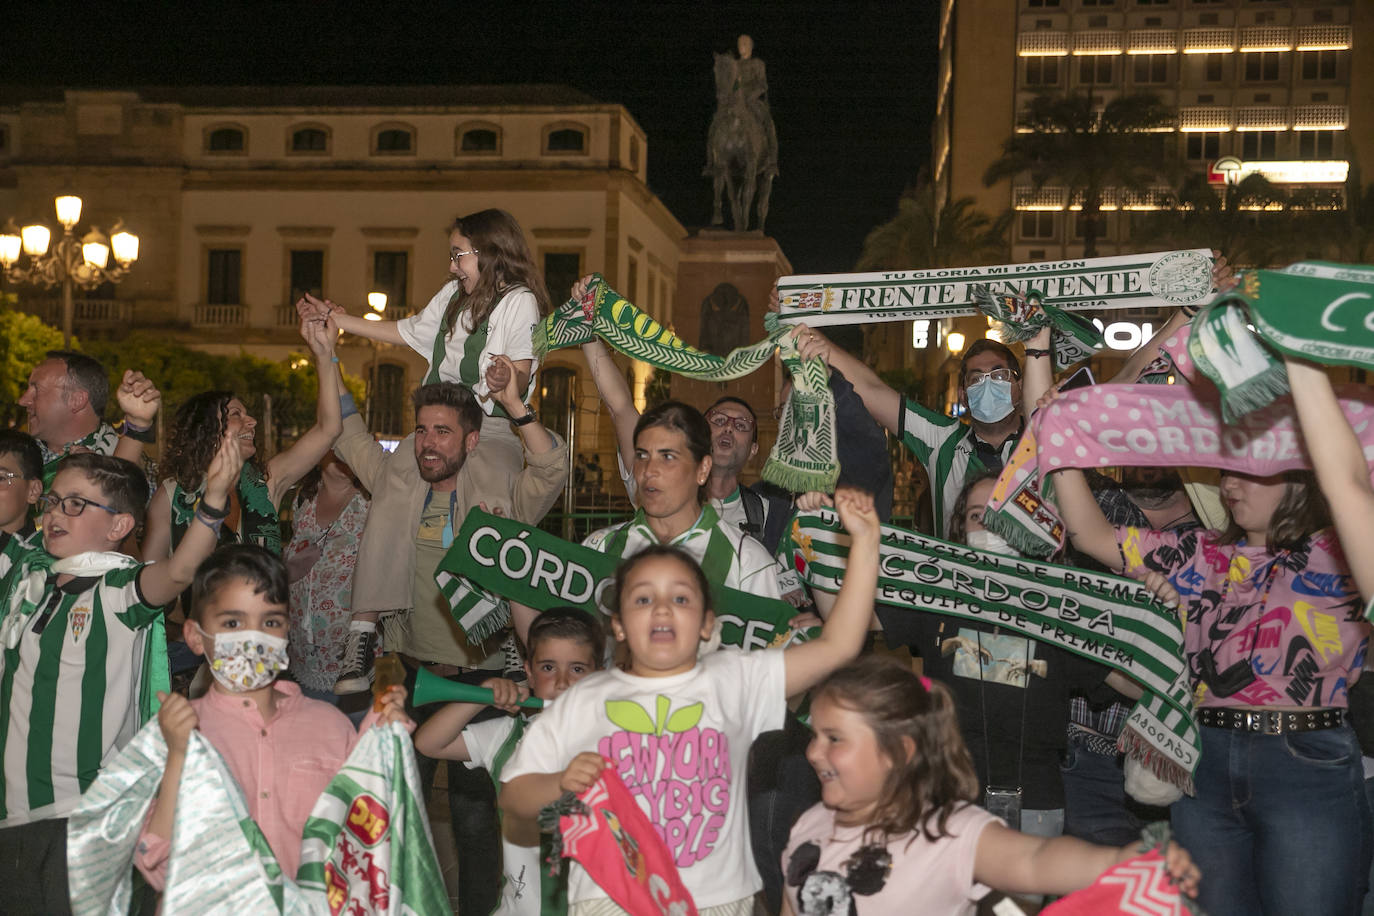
[
  {"xmin": 1061, "ymin": 738, "xmax": 1170, "ymax": 847},
  {"xmin": 1173, "ymin": 723, "xmax": 1371, "ymax": 916}
]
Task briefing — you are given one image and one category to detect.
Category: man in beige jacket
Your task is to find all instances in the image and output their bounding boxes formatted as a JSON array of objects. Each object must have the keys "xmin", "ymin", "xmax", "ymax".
[{"xmin": 332, "ymin": 356, "xmax": 566, "ymax": 693}]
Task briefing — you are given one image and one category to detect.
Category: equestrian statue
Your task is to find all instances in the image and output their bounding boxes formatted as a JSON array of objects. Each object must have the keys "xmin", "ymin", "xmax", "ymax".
[{"xmin": 705, "ymin": 34, "xmax": 779, "ymax": 234}]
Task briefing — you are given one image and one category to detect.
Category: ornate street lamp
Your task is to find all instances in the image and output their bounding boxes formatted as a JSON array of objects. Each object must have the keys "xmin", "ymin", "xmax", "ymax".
[{"xmin": 0, "ymin": 195, "xmax": 140, "ymax": 347}]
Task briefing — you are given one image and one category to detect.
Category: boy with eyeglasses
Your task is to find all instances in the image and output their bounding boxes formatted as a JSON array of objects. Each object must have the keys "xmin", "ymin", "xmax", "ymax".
[
  {"xmin": 0, "ymin": 439, "xmax": 242, "ymax": 914},
  {"xmin": 0, "ymin": 430, "xmax": 44, "ymax": 540}
]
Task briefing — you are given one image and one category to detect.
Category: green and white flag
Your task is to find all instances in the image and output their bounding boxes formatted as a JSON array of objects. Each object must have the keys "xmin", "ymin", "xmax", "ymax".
[
  {"xmin": 775, "ymin": 250, "xmax": 1215, "ymax": 327},
  {"xmin": 1190, "ymin": 262, "xmax": 1374, "ymax": 421},
  {"xmin": 533, "ymin": 275, "xmax": 838, "ymax": 491},
  {"xmin": 779, "ymin": 509, "xmax": 1199, "ymax": 790},
  {"xmin": 67, "ymin": 720, "xmax": 446, "ymax": 916},
  {"xmin": 436, "ymin": 509, "xmax": 815, "ymax": 651}
]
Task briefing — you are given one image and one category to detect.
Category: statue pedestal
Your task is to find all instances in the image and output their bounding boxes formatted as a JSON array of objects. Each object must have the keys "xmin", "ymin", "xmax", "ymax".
[{"xmin": 672, "ymin": 233, "xmax": 791, "ymax": 478}]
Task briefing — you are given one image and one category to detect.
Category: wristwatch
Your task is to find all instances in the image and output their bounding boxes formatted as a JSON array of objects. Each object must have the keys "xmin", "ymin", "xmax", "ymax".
[{"xmin": 511, "ymin": 407, "xmax": 538, "ymax": 427}]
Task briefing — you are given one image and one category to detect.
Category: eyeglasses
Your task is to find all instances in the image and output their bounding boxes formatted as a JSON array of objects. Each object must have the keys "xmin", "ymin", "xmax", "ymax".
[
  {"xmin": 706, "ymin": 411, "xmax": 755, "ymax": 434},
  {"xmin": 449, "ymin": 248, "xmax": 480, "ymax": 262},
  {"xmin": 39, "ymin": 493, "xmax": 119, "ymax": 517},
  {"xmin": 965, "ymin": 368, "xmax": 1020, "ymax": 386}
]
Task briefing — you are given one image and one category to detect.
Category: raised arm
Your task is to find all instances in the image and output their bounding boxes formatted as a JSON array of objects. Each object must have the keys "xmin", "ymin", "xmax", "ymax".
[
  {"xmin": 298, "ymin": 293, "xmax": 406, "ymax": 346},
  {"xmin": 264, "ymin": 315, "xmax": 343, "ymax": 504},
  {"xmin": 1021, "ymin": 326, "xmax": 1053, "ymax": 423},
  {"xmin": 141, "ymin": 485, "xmax": 172, "ymax": 562},
  {"xmin": 112, "ymin": 370, "xmax": 161, "ymax": 467},
  {"xmin": 138, "ymin": 431, "xmax": 244, "ymax": 607},
  {"xmin": 792, "ymin": 323, "xmax": 901, "ymax": 434},
  {"xmin": 1285, "ymin": 356, "xmax": 1374, "ymax": 602},
  {"xmin": 575, "ymin": 275, "xmax": 640, "ymax": 472},
  {"xmin": 414, "ymin": 677, "xmax": 529, "ymax": 760},
  {"xmin": 489, "ymin": 354, "xmax": 554, "ymax": 456},
  {"xmin": 782, "ymin": 488, "xmax": 880, "ymax": 697},
  {"xmin": 1047, "ymin": 465, "xmax": 1122, "ymax": 571}
]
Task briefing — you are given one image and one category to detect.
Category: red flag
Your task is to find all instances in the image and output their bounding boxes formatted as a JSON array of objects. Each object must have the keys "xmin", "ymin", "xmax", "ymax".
[
  {"xmin": 557, "ymin": 769, "xmax": 698, "ymax": 916},
  {"xmin": 1042, "ymin": 848, "xmax": 1189, "ymax": 916}
]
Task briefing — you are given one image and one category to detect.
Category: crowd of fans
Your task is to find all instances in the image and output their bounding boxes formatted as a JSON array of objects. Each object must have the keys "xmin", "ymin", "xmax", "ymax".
[{"xmin": 0, "ymin": 214, "xmax": 1363, "ymax": 916}]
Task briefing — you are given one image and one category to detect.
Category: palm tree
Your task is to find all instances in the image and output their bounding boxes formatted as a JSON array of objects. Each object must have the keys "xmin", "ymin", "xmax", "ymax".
[
  {"xmin": 983, "ymin": 92, "xmax": 1176, "ymax": 257},
  {"xmin": 856, "ymin": 180, "xmax": 1009, "ymax": 271},
  {"xmin": 1131, "ymin": 172, "xmax": 1293, "ymax": 267}
]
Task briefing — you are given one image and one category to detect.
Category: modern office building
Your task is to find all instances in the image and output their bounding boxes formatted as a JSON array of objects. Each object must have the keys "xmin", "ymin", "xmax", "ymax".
[{"xmin": 934, "ymin": 0, "xmax": 1370, "ymax": 264}]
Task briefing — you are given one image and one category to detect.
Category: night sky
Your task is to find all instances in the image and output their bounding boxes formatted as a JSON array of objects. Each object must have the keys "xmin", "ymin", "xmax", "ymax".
[{"xmin": 3, "ymin": 1, "xmax": 939, "ymax": 274}]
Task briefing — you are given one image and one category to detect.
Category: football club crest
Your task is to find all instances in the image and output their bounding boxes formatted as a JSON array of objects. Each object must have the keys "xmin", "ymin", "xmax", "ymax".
[{"xmin": 70, "ymin": 607, "xmax": 91, "ymax": 643}]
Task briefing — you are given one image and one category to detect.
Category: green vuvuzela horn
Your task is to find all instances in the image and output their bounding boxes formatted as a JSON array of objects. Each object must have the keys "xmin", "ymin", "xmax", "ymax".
[{"xmin": 412, "ymin": 666, "xmax": 544, "ymax": 709}]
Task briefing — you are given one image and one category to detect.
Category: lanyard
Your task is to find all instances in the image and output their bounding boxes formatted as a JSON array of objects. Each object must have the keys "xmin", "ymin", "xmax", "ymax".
[{"xmin": 422, "ymin": 488, "xmax": 459, "ymax": 548}]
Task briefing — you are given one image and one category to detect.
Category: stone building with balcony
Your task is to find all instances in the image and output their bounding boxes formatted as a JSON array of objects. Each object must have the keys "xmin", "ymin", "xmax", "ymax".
[{"xmin": 0, "ymin": 86, "xmax": 688, "ymax": 506}]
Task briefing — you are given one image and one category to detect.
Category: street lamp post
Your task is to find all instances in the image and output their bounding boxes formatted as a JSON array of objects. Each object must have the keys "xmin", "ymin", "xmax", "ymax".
[
  {"xmin": 364, "ymin": 291, "xmax": 387, "ymax": 430},
  {"xmin": 0, "ymin": 195, "xmax": 140, "ymax": 347}
]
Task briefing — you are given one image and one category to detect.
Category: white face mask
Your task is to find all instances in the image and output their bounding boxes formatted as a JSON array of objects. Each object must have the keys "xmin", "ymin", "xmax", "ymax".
[
  {"xmin": 196, "ymin": 623, "xmax": 290, "ymax": 692},
  {"xmin": 968, "ymin": 528, "xmax": 1018, "ymax": 557}
]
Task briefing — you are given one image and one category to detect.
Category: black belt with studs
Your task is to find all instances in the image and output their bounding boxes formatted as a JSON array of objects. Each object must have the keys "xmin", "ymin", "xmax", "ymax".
[{"xmin": 1197, "ymin": 706, "xmax": 1345, "ymax": 734}]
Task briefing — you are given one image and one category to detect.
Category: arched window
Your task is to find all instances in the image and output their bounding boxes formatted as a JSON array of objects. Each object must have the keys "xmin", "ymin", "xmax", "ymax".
[
  {"xmin": 543, "ymin": 123, "xmax": 588, "ymax": 155},
  {"xmin": 457, "ymin": 122, "xmax": 501, "ymax": 155},
  {"xmin": 206, "ymin": 125, "xmax": 246, "ymax": 153},
  {"xmin": 290, "ymin": 126, "xmax": 329, "ymax": 154},
  {"xmin": 372, "ymin": 125, "xmax": 415, "ymax": 155}
]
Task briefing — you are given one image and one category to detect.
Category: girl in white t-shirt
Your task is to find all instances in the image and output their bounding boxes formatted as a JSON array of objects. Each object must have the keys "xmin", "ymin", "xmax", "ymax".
[
  {"xmin": 302, "ymin": 208, "xmax": 550, "ymax": 493},
  {"xmin": 782, "ymin": 658, "xmax": 1202, "ymax": 916},
  {"xmin": 499, "ymin": 489, "xmax": 881, "ymax": 916}
]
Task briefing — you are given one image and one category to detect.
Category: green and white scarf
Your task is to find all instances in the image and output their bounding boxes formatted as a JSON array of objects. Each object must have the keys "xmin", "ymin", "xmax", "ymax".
[
  {"xmin": 0, "ymin": 548, "xmax": 168, "ymax": 725},
  {"xmin": 1191, "ymin": 262, "xmax": 1374, "ymax": 421},
  {"xmin": 775, "ymin": 250, "xmax": 1215, "ymax": 327},
  {"xmin": 780, "ymin": 510, "xmax": 1198, "ymax": 790},
  {"xmin": 67, "ymin": 720, "xmax": 446, "ymax": 916},
  {"xmin": 970, "ymin": 285, "xmax": 1104, "ymax": 370},
  {"xmin": 170, "ymin": 463, "xmax": 283, "ymax": 555},
  {"xmin": 533, "ymin": 275, "xmax": 838, "ymax": 492},
  {"xmin": 39, "ymin": 422, "xmax": 121, "ymax": 489},
  {"xmin": 435, "ymin": 509, "xmax": 815, "ymax": 650}
]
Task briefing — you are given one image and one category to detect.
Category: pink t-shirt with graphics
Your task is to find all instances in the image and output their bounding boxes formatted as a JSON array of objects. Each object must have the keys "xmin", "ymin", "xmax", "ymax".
[
  {"xmin": 502, "ymin": 647, "xmax": 787, "ymax": 909},
  {"xmin": 1116, "ymin": 526, "xmax": 1368, "ymax": 709},
  {"xmin": 782, "ymin": 802, "xmax": 998, "ymax": 916}
]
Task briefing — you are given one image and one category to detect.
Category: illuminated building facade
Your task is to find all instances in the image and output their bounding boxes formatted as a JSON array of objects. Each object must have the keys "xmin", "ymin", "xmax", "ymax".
[
  {"xmin": 934, "ymin": 0, "xmax": 1371, "ymax": 263},
  {"xmin": 0, "ymin": 87, "xmax": 685, "ymax": 498}
]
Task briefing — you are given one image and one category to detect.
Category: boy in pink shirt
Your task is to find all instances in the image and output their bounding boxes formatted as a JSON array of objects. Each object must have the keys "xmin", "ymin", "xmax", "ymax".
[{"xmin": 135, "ymin": 545, "xmax": 412, "ymax": 886}]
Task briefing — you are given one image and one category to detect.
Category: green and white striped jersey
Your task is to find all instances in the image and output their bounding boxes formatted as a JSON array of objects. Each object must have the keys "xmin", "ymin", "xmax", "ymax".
[
  {"xmin": 582, "ymin": 505, "xmax": 787, "ymax": 600},
  {"xmin": 897, "ymin": 397, "xmax": 1018, "ymax": 540},
  {"xmin": 0, "ymin": 540, "xmax": 159, "ymax": 826}
]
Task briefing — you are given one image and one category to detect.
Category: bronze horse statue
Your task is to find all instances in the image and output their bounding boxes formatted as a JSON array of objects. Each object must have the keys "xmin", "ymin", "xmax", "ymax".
[{"xmin": 705, "ymin": 51, "xmax": 777, "ymax": 233}]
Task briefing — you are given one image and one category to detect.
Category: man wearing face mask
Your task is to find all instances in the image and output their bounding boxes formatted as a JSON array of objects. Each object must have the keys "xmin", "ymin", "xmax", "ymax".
[{"xmin": 794, "ymin": 327, "xmax": 1024, "ymax": 539}]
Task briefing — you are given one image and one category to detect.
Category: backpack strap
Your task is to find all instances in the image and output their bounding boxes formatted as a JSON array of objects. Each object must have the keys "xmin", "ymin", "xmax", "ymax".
[{"xmin": 739, "ymin": 486, "xmax": 766, "ymax": 539}]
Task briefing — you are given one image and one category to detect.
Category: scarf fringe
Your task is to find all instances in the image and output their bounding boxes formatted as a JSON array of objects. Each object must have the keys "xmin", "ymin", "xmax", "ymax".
[
  {"xmin": 1120, "ymin": 725, "xmax": 1194, "ymax": 796},
  {"xmin": 539, "ymin": 791, "xmax": 587, "ymax": 876},
  {"xmin": 979, "ymin": 507, "xmax": 1058, "ymax": 559},
  {"xmin": 760, "ymin": 456, "xmax": 839, "ymax": 494},
  {"xmin": 1216, "ymin": 364, "xmax": 1290, "ymax": 425}
]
